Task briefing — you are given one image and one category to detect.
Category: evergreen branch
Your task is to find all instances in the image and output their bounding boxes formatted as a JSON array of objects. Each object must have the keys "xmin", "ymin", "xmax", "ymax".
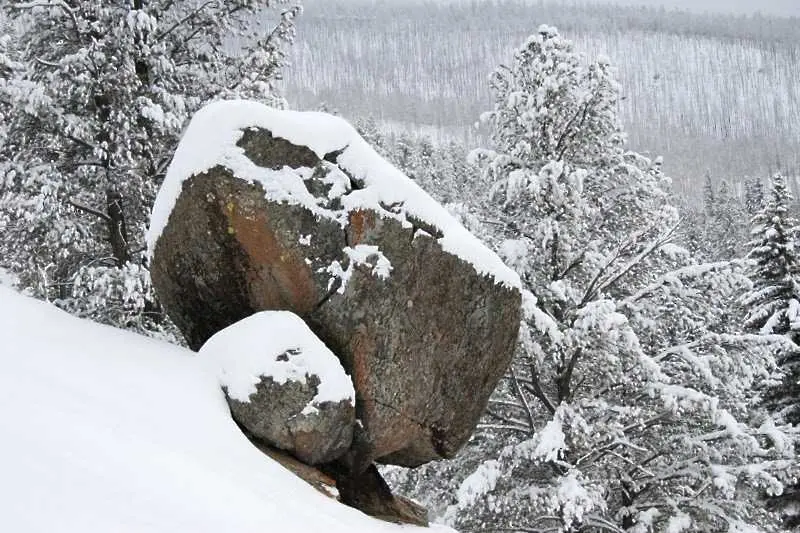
[
  {"xmin": 555, "ymin": 250, "xmax": 585, "ymax": 281},
  {"xmin": 554, "ymin": 94, "xmax": 597, "ymax": 162},
  {"xmin": 58, "ymin": 159, "xmax": 106, "ymax": 170},
  {"xmin": 169, "ymin": 25, "xmax": 205, "ymax": 57},
  {"xmin": 12, "ymin": 1, "xmax": 80, "ymax": 39},
  {"xmin": 65, "ymin": 133, "xmax": 100, "ymax": 153},
  {"xmin": 476, "ymin": 423, "xmax": 531, "ymax": 435},
  {"xmin": 510, "ymin": 363, "xmax": 539, "ymax": 427},
  {"xmin": 556, "ymin": 347, "xmax": 581, "ymax": 403},
  {"xmin": 594, "ymin": 219, "xmax": 681, "ymax": 297},
  {"xmin": 606, "ymin": 449, "xmax": 655, "ymax": 478},
  {"xmin": 624, "ymin": 260, "xmax": 736, "ymax": 305},
  {"xmin": 525, "ymin": 360, "xmax": 557, "ymax": 416},
  {"xmin": 34, "ymin": 57, "xmax": 60, "ymax": 68},
  {"xmin": 583, "ymin": 514, "xmax": 626, "ymax": 533},
  {"xmin": 68, "ymin": 198, "xmax": 110, "ymax": 223},
  {"xmin": 483, "ymin": 406, "xmax": 531, "ymax": 428},
  {"xmin": 579, "ymin": 229, "xmax": 644, "ymax": 307},
  {"xmin": 488, "ymin": 399, "xmax": 529, "ymax": 411},
  {"xmin": 576, "ymin": 414, "xmax": 671, "ymax": 468},
  {"xmin": 154, "ymin": 0, "xmax": 216, "ymax": 43}
]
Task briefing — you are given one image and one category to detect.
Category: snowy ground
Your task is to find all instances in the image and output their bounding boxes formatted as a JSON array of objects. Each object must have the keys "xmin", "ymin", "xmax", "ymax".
[{"xmin": 0, "ymin": 286, "xmax": 452, "ymax": 533}]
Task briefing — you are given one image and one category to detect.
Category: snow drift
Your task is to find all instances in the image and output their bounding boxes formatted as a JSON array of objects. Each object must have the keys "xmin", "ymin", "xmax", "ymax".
[{"xmin": 0, "ymin": 286, "xmax": 452, "ymax": 533}]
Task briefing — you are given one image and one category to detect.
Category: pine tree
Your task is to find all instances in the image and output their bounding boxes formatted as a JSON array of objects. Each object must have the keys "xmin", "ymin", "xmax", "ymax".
[
  {"xmin": 742, "ymin": 174, "xmax": 800, "ymax": 338},
  {"xmin": 697, "ymin": 176, "xmax": 749, "ymax": 262},
  {"xmin": 703, "ymin": 172, "xmax": 716, "ymax": 219},
  {"xmin": 744, "ymin": 174, "xmax": 800, "ymax": 529},
  {"xmin": 0, "ymin": 0, "xmax": 301, "ymax": 332},
  {"xmin": 473, "ymin": 25, "xmax": 622, "ymax": 176},
  {"xmin": 745, "ymin": 177, "xmax": 766, "ymax": 216},
  {"xmin": 712, "ymin": 180, "xmax": 748, "ymax": 260}
]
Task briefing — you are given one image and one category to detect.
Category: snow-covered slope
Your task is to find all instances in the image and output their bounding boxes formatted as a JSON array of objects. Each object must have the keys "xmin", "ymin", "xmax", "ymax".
[{"xmin": 0, "ymin": 287, "xmax": 451, "ymax": 533}]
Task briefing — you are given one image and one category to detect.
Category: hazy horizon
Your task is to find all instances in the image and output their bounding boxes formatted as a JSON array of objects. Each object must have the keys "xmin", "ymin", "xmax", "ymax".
[
  {"xmin": 426, "ymin": 0, "xmax": 800, "ymax": 18},
  {"xmin": 545, "ymin": 0, "xmax": 800, "ymax": 17}
]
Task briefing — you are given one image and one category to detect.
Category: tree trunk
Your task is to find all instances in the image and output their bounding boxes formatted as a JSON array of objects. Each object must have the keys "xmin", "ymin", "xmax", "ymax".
[{"xmin": 106, "ymin": 188, "xmax": 130, "ymax": 266}]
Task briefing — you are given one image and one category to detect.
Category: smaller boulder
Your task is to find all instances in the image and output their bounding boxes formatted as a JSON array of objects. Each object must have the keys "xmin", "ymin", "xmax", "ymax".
[{"xmin": 200, "ymin": 311, "xmax": 355, "ymax": 465}]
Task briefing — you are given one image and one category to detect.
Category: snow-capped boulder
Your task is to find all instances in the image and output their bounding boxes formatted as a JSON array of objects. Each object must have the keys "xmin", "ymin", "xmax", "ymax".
[
  {"xmin": 201, "ymin": 311, "xmax": 355, "ymax": 465},
  {"xmin": 148, "ymin": 100, "xmax": 522, "ymax": 468}
]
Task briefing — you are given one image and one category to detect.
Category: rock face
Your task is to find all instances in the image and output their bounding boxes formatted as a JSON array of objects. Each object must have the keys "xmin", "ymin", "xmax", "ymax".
[
  {"xmin": 149, "ymin": 101, "xmax": 522, "ymax": 470},
  {"xmin": 226, "ymin": 373, "xmax": 354, "ymax": 466},
  {"xmin": 223, "ymin": 375, "xmax": 355, "ymax": 465},
  {"xmin": 200, "ymin": 311, "xmax": 356, "ymax": 466}
]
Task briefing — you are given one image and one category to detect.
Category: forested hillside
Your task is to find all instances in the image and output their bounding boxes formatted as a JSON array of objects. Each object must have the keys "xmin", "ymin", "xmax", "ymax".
[{"xmin": 283, "ymin": 0, "xmax": 800, "ymax": 197}]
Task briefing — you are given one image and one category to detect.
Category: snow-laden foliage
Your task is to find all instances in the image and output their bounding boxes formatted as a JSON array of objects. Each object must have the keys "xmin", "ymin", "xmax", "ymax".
[
  {"xmin": 678, "ymin": 176, "xmax": 761, "ymax": 266},
  {"xmin": 472, "ymin": 25, "xmax": 623, "ymax": 173},
  {"xmin": 391, "ymin": 27, "xmax": 799, "ymax": 533},
  {"xmin": 356, "ymin": 120, "xmax": 485, "ymax": 210},
  {"xmin": 693, "ymin": 176, "xmax": 751, "ymax": 262},
  {"xmin": 741, "ymin": 174, "xmax": 800, "ymax": 528},
  {"xmin": 0, "ymin": 0, "xmax": 300, "ymax": 334},
  {"xmin": 742, "ymin": 174, "xmax": 800, "ymax": 339}
]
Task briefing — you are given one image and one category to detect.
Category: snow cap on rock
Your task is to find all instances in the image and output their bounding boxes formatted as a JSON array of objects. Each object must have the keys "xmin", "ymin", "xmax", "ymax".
[
  {"xmin": 146, "ymin": 100, "xmax": 521, "ymax": 290},
  {"xmin": 200, "ymin": 310, "xmax": 355, "ymax": 411}
]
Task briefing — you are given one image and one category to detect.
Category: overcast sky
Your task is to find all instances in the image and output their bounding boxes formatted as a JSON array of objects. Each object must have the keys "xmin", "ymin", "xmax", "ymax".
[{"xmin": 548, "ymin": 0, "xmax": 800, "ymax": 17}]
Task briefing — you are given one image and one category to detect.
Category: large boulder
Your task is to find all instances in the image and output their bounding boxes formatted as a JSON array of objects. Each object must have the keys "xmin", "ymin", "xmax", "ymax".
[
  {"xmin": 148, "ymin": 101, "xmax": 522, "ymax": 469},
  {"xmin": 200, "ymin": 311, "xmax": 355, "ymax": 466}
]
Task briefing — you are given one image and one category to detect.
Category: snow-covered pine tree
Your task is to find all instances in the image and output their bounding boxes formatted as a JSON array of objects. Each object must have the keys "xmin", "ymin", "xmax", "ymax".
[
  {"xmin": 696, "ymin": 176, "xmax": 749, "ymax": 262},
  {"xmin": 713, "ymin": 180, "xmax": 748, "ymax": 259},
  {"xmin": 742, "ymin": 174, "xmax": 800, "ymax": 339},
  {"xmin": 0, "ymin": 0, "xmax": 300, "ymax": 332},
  {"xmin": 744, "ymin": 177, "xmax": 765, "ymax": 216},
  {"xmin": 703, "ymin": 173, "xmax": 716, "ymax": 219},
  {"xmin": 437, "ymin": 26, "xmax": 797, "ymax": 533},
  {"xmin": 743, "ymin": 173, "xmax": 800, "ymax": 528}
]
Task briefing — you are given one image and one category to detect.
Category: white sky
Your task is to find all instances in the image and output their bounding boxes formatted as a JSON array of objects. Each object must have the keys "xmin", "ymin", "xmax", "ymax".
[{"xmin": 548, "ymin": 0, "xmax": 800, "ymax": 17}]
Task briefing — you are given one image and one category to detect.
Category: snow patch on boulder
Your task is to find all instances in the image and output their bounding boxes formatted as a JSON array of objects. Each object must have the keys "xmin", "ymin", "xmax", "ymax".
[{"xmin": 325, "ymin": 244, "xmax": 393, "ymax": 294}]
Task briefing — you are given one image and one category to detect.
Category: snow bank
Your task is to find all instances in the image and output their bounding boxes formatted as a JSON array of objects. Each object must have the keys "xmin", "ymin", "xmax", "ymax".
[
  {"xmin": 146, "ymin": 100, "xmax": 520, "ymax": 290},
  {"xmin": 0, "ymin": 287, "xmax": 452, "ymax": 533},
  {"xmin": 200, "ymin": 310, "xmax": 354, "ymax": 413}
]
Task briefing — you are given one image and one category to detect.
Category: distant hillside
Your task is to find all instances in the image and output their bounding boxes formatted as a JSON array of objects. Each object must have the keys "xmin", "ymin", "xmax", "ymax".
[{"xmin": 283, "ymin": 0, "xmax": 800, "ymax": 198}]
